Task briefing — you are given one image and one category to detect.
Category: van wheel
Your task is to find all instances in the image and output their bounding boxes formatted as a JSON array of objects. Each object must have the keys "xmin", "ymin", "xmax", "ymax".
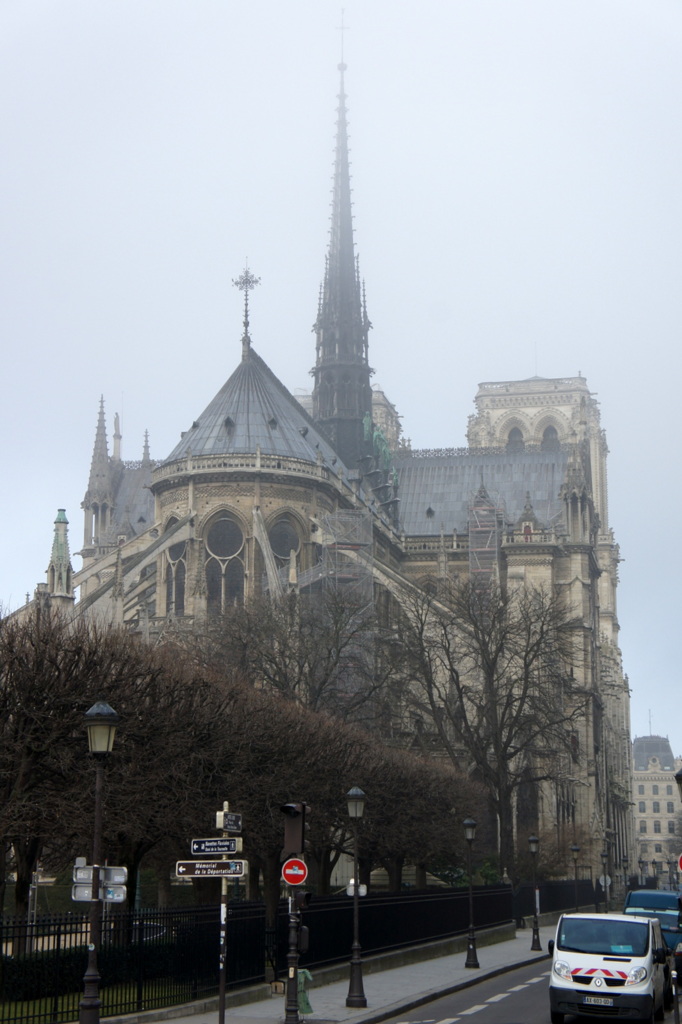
[
  {"xmin": 654, "ymin": 997, "xmax": 665, "ymax": 1021},
  {"xmin": 550, "ymin": 1013, "xmax": 564, "ymax": 1024}
]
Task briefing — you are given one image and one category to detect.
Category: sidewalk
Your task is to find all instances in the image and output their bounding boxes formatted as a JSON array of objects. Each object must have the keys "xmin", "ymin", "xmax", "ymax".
[{"xmin": 109, "ymin": 924, "xmax": 554, "ymax": 1024}]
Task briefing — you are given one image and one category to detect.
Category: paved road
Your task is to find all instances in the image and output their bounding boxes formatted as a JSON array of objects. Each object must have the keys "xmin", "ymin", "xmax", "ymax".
[{"xmin": 380, "ymin": 960, "xmax": 552, "ymax": 1024}]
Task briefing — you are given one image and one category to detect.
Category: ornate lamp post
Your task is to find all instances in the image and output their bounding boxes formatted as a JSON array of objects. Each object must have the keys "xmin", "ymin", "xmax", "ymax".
[
  {"xmin": 528, "ymin": 835, "xmax": 541, "ymax": 950},
  {"xmin": 463, "ymin": 818, "xmax": 479, "ymax": 968},
  {"xmin": 651, "ymin": 859, "xmax": 658, "ymax": 884},
  {"xmin": 638, "ymin": 858, "xmax": 646, "ymax": 885},
  {"xmin": 345, "ymin": 787, "xmax": 367, "ymax": 1009},
  {"xmin": 622, "ymin": 854, "xmax": 629, "ymax": 890},
  {"xmin": 80, "ymin": 701, "xmax": 119, "ymax": 1024},
  {"xmin": 601, "ymin": 850, "xmax": 609, "ymax": 912},
  {"xmin": 570, "ymin": 843, "xmax": 580, "ymax": 913}
]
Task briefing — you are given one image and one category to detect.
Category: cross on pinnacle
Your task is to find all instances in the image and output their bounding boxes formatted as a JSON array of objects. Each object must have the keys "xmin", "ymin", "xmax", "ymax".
[{"xmin": 232, "ymin": 264, "xmax": 260, "ymax": 357}]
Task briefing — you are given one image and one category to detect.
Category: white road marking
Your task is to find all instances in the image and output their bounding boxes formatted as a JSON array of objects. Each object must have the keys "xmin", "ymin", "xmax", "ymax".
[
  {"xmin": 507, "ymin": 984, "xmax": 528, "ymax": 991},
  {"xmin": 485, "ymin": 992, "xmax": 509, "ymax": 1002},
  {"xmin": 435, "ymin": 1018, "xmax": 460, "ymax": 1023},
  {"xmin": 460, "ymin": 1006, "xmax": 487, "ymax": 1015},
  {"xmin": 526, "ymin": 975, "xmax": 546, "ymax": 983}
]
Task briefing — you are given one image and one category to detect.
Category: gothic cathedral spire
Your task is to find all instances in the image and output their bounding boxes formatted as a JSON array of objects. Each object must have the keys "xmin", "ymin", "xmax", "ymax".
[{"xmin": 311, "ymin": 63, "xmax": 373, "ymax": 470}]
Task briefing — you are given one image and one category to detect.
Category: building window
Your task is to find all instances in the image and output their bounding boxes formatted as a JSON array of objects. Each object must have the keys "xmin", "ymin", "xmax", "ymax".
[
  {"xmin": 667, "ymin": 802, "xmax": 674, "ymax": 814},
  {"xmin": 655, "ymin": 844, "xmax": 663, "ymax": 854},
  {"xmin": 639, "ymin": 801, "xmax": 646, "ymax": 813},
  {"xmin": 164, "ymin": 518, "xmax": 186, "ymax": 616},
  {"xmin": 653, "ymin": 785, "xmax": 659, "ymax": 795},
  {"xmin": 506, "ymin": 427, "xmax": 525, "ymax": 451},
  {"xmin": 654, "ymin": 821, "xmax": 661, "ymax": 833},
  {"xmin": 541, "ymin": 425, "xmax": 560, "ymax": 450},
  {"xmin": 653, "ymin": 802, "xmax": 660, "ymax": 814},
  {"xmin": 638, "ymin": 785, "xmax": 645, "ymax": 795},
  {"xmin": 204, "ymin": 513, "xmax": 245, "ymax": 614},
  {"xmin": 268, "ymin": 516, "xmax": 301, "ymax": 564},
  {"xmin": 639, "ymin": 821, "xmax": 647, "ymax": 833},
  {"xmin": 668, "ymin": 821, "xmax": 676, "ymax": 834},
  {"xmin": 667, "ymin": 785, "xmax": 673, "ymax": 795}
]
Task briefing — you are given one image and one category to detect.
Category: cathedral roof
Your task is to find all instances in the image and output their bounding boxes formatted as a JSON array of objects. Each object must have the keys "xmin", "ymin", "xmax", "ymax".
[
  {"xmin": 162, "ymin": 346, "xmax": 348, "ymax": 470},
  {"xmin": 395, "ymin": 447, "xmax": 569, "ymax": 535}
]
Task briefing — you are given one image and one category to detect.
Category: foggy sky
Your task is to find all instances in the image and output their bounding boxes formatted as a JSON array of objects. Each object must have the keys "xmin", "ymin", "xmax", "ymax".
[{"xmin": 2, "ymin": 0, "xmax": 680, "ymax": 744}]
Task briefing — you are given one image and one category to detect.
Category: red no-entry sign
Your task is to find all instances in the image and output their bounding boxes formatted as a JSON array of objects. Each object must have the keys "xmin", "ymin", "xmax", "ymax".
[
  {"xmin": 282, "ymin": 858, "xmax": 308, "ymax": 885},
  {"xmin": 678, "ymin": 853, "xmax": 682, "ymax": 873}
]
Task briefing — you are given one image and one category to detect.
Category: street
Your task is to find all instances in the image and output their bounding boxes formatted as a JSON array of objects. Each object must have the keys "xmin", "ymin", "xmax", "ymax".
[{"xmin": 378, "ymin": 960, "xmax": 582, "ymax": 1024}]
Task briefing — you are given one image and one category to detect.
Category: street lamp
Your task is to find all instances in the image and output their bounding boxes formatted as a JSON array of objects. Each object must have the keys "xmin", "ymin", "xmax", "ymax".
[
  {"xmin": 570, "ymin": 844, "xmax": 580, "ymax": 913},
  {"xmin": 601, "ymin": 850, "xmax": 609, "ymax": 912},
  {"xmin": 638, "ymin": 859, "xmax": 646, "ymax": 884},
  {"xmin": 463, "ymin": 818, "xmax": 479, "ymax": 969},
  {"xmin": 80, "ymin": 700, "xmax": 119, "ymax": 1024},
  {"xmin": 528, "ymin": 835, "xmax": 541, "ymax": 951},
  {"xmin": 651, "ymin": 859, "xmax": 658, "ymax": 883},
  {"xmin": 345, "ymin": 787, "xmax": 367, "ymax": 1008},
  {"xmin": 622, "ymin": 854, "xmax": 629, "ymax": 889}
]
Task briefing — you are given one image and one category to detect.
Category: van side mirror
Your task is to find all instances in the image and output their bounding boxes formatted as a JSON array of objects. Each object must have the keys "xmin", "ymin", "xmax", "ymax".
[
  {"xmin": 655, "ymin": 947, "xmax": 668, "ymax": 965},
  {"xmin": 548, "ymin": 939, "xmax": 555, "ymax": 955}
]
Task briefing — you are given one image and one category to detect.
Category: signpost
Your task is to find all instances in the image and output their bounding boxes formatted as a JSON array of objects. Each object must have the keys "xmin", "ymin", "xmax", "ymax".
[
  {"xmin": 71, "ymin": 861, "xmax": 128, "ymax": 903},
  {"xmin": 72, "ymin": 883, "xmax": 127, "ymax": 903},
  {"xmin": 176, "ymin": 860, "xmax": 247, "ymax": 878},
  {"xmin": 191, "ymin": 837, "xmax": 242, "ymax": 856},
  {"xmin": 215, "ymin": 811, "xmax": 243, "ymax": 833},
  {"xmin": 282, "ymin": 857, "xmax": 308, "ymax": 886},
  {"xmin": 678, "ymin": 853, "xmax": 682, "ymax": 874}
]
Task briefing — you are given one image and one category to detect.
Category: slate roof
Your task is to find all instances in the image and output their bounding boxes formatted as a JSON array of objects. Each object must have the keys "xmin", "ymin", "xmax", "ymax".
[
  {"xmin": 633, "ymin": 736, "xmax": 676, "ymax": 772},
  {"xmin": 108, "ymin": 461, "xmax": 156, "ymax": 541},
  {"xmin": 395, "ymin": 448, "xmax": 569, "ymax": 536},
  {"xmin": 162, "ymin": 347, "xmax": 348, "ymax": 471}
]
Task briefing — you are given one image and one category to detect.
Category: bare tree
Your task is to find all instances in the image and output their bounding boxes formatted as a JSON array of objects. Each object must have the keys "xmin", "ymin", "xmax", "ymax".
[
  {"xmin": 169, "ymin": 588, "xmax": 389, "ymax": 722},
  {"xmin": 395, "ymin": 578, "xmax": 588, "ymax": 878}
]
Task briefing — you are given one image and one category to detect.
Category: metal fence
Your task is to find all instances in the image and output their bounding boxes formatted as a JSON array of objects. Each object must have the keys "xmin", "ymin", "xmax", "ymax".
[
  {"xmin": 0, "ymin": 903, "xmax": 265, "ymax": 1024},
  {"xmin": 0, "ymin": 886, "xmax": 516, "ymax": 1024},
  {"xmin": 512, "ymin": 879, "xmax": 596, "ymax": 921}
]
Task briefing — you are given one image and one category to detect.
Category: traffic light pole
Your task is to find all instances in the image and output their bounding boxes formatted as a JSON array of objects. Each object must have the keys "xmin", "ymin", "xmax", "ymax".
[{"xmin": 284, "ymin": 893, "xmax": 301, "ymax": 1024}]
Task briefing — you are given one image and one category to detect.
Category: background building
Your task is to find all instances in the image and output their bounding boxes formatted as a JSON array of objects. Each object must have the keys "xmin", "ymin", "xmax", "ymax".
[
  {"xmin": 633, "ymin": 735, "xmax": 682, "ymax": 887},
  {"xmin": 14, "ymin": 65, "xmax": 633, "ymax": 878}
]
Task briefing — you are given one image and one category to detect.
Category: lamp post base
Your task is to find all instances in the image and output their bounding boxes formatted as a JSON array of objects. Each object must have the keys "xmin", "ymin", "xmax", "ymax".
[
  {"xmin": 346, "ymin": 945, "xmax": 367, "ymax": 1008},
  {"xmin": 465, "ymin": 930, "xmax": 480, "ymax": 969},
  {"xmin": 531, "ymin": 916, "xmax": 542, "ymax": 951}
]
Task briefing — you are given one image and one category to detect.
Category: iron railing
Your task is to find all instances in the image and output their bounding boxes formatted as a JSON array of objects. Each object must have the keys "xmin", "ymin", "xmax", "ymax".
[{"xmin": 0, "ymin": 886, "xmax": 518, "ymax": 1024}]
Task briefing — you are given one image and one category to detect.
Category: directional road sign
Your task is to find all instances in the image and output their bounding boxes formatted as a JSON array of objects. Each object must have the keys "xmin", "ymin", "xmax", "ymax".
[
  {"xmin": 73, "ymin": 864, "xmax": 128, "ymax": 884},
  {"xmin": 281, "ymin": 858, "xmax": 308, "ymax": 885},
  {"xmin": 176, "ymin": 860, "xmax": 248, "ymax": 878},
  {"xmin": 191, "ymin": 837, "xmax": 242, "ymax": 856},
  {"xmin": 215, "ymin": 811, "xmax": 243, "ymax": 833},
  {"xmin": 72, "ymin": 884, "xmax": 127, "ymax": 903}
]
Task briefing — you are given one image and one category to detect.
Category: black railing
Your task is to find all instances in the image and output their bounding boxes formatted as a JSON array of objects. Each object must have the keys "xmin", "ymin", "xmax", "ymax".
[
  {"xmin": 0, "ymin": 886, "xmax": 516, "ymax": 1024},
  {"xmin": 512, "ymin": 879, "xmax": 596, "ymax": 922},
  {"xmin": 0, "ymin": 903, "xmax": 265, "ymax": 1023},
  {"xmin": 279, "ymin": 885, "xmax": 514, "ymax": 976}
]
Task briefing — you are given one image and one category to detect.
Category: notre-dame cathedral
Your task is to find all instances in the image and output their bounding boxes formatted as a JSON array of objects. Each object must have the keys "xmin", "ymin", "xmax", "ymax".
[{"xmin": 21, "ymin": 64, "xmax": 633, "ymax": 878}]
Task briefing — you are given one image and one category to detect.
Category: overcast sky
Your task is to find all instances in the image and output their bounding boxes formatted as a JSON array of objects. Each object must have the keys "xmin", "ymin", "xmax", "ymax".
[{"xmin": 2, "ymin": 0, "xmax": 680, "ymax": 744}]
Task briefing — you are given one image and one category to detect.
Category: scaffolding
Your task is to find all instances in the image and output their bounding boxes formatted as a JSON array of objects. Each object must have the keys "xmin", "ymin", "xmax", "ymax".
[{"xmin": 468, "ymin": 484, "xmax": 502, "ymax": 588}]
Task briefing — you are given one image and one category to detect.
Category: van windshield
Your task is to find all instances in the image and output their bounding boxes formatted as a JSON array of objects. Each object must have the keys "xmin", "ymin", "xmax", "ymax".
[{"xmin": 558, "ymin": 918, "xmax": 649, "ymax": 956}]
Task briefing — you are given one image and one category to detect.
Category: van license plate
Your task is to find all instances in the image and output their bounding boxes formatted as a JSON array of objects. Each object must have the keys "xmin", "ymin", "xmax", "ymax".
[{"xmin": 584, "ymin": 996, "xmax": 613, "ymax": 1006}]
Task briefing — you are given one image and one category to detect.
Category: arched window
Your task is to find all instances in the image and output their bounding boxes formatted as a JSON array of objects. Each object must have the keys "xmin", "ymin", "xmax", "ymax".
[
  {"xmin": 268, "ymin": 517, "xmax": 301, "ymax": 566},
  {"xmin": 506, "ymin": 427, "xmax": 524, "ymax": 452},
  {"xmin": 204, "ymin": 513, "xmax": 245, "ymax": 614},
  {"xmin": 164, "ymin": 517, "xmax": 186, "ymax": 616},
  {"xmin": 541, "ymin": 425, "xmax": 560, "ymax": 450}
]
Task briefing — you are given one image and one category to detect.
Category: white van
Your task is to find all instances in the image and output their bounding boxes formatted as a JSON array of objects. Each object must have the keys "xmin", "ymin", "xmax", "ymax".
[{"xmin": 548, "ymin": 912, "xmax": 670, "ymax": 1024}]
